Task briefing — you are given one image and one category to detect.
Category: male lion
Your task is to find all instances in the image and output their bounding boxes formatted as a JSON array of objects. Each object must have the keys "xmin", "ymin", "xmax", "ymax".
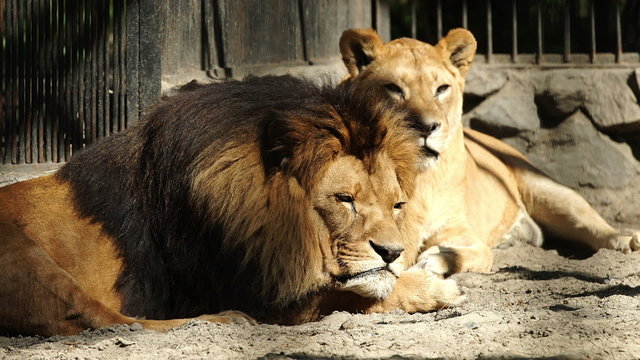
[
  {"xmin": 0, "ymin": 75, "xmax": 463, "ymax": 336},
  {"xmin": 339, "ymin": 28, "xmax": 640, "ymax": 276}
]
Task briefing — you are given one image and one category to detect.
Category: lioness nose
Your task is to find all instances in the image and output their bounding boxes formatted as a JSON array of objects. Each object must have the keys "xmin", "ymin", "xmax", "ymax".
[
  {"xmin": 424, "ymin": 121, "xmax": 441, "ymax": 135},
  {"xmin": 369, "ymin": 240, "xmax": 404, "ymax": 264}
]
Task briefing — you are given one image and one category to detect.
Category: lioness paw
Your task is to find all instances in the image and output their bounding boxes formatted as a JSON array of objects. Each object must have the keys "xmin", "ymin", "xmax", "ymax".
[{"xmin": 604, "ymin": 232, "xmax": 640, "ymax": 254}]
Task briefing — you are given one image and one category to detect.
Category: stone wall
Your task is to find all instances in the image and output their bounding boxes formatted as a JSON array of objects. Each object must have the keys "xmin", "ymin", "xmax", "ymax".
[{"xmin": 463, "ymin": 66, "xmax": 640, "ymax": 228}]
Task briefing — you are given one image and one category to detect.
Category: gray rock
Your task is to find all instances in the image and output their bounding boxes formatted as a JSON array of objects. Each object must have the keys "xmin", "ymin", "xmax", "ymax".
[
  {"xmin": 510, "ymin": 111, "xmax": 639, "ymax": 189},
  {"xmin": 464, "ymin": 81, "xmax": 539, "ymax": 137},
  {"xmin": 464, "ymin": 67, "xmax": 508, "ymax": 97},
  {"xmin": 534, "ymin": 69, "xmax": 640, "ymax": 133}
]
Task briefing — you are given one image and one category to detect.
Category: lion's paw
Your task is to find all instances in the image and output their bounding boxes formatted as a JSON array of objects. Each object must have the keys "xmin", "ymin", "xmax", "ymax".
[
  {"xmin": 431, "ymin": 276, "xmax": 466, "ymax": 307},
  {"xmin": 197, "ymin": 310, "xmax": 257, "ymax": 325}
]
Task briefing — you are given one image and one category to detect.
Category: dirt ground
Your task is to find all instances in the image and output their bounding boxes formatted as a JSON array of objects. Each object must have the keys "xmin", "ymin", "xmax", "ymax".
[{"xmin": 1, "ymin": 170, "xmax": 640, "ymax": 360}]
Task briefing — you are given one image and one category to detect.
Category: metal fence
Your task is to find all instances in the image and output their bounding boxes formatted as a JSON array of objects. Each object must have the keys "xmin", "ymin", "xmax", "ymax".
[
  {"xmin": 392, "ymin": 0, "xmax": 640, "ymax": 65},
  {"xmin": 2, "ymin": 0, "xmax": 639, "ymax": 165}
]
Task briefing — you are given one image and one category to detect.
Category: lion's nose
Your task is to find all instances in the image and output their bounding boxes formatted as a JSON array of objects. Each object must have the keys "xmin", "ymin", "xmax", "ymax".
[{"xmin": 369, "ymin": 240, "xmax": 404, "ymax": 264}]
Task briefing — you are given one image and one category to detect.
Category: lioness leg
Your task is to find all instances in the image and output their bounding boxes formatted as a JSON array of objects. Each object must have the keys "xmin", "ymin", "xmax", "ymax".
[
  {"xmin": 0, "ymin": 222, "xmax": 251, "ymax": 336},
  {"xmin": 413, "ymin": 242, "xmax": 494, "ymax": 276},
  {"xmin": 516, "ymin": 172, "xmax": 640, "ymax": 252}
]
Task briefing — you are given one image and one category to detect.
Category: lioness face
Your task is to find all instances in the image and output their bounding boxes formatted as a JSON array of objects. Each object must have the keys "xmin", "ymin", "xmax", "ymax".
[
  {"xmin": 340, "ymin": 28, "xmax": 477, "ymax": 167},
  {"xmin": 313, "ymin": 154, "xmax": 408, "ymax": 299}
]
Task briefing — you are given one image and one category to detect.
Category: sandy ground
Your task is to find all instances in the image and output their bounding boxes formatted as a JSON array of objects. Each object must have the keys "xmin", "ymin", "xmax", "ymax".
[{"xmin": 1, "ymin": 169, "xmax": 640, "ymax": 359}]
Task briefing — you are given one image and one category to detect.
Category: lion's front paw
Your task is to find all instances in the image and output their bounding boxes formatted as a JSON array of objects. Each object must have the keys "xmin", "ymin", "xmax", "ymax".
[
  {"xmin": 605, "ymin": 232, "xmax": 640, "ymax": 254},
  {"xmin": 197, "ymin": 310, "xmax": 257, "ymax": 325},
  {"xmin": 392, "ymin": 269, "xmax": 466, "ymax": 312}
]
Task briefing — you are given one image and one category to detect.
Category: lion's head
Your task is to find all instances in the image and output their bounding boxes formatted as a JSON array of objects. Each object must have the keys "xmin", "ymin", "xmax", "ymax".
[
  {"xmin": 339, "ymin": 28, "xmax": 476, "ymax": 167},
  {"xmin": 176, "ymin": 77, "xmax": 423, "ymax": 314}
]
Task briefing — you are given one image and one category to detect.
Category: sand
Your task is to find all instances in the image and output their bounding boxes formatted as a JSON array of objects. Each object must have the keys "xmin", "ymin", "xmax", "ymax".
[{"xmin": 2, "ymin": 239, "xmax": 639, "ymax": 360}]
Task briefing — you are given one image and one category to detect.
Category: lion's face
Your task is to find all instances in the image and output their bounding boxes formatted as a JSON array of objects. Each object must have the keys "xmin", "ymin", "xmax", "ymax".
[
  {"xmin": 340, "ymin": 28, "xmax": 476, "ymax": 168},
  {"xmin": 312, "ymin": 153, "xmax": 408, "ymax": 299}
]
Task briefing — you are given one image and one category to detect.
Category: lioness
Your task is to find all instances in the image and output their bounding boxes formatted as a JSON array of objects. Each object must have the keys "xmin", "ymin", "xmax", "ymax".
[
  {"xmin": 339, "ymin": 28, "xmax": 640, "ymax": 276},
  {"xmin": 0, "ymin": 75, "xmax": 462, "ymax": 336}
]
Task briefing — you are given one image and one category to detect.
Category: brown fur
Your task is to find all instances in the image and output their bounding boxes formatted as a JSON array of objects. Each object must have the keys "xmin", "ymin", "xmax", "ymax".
[
  {"xmin": 340, "ymin": 28, "xmax": 640, "ymax": 276},
  {"xmin": 0, "ymin": 76, "xmax": 463, "ymax": 336}
]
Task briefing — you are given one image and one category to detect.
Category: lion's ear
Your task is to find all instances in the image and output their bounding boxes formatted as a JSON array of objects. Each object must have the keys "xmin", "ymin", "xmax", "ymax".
[
  {"xmin": 339, "ymin": 28, "xmax": 384, "ymax": 77},
  {"xmin": 436, "ymin": 28, "xmax": 477, "ymax": 77},
  {"xmin": 261, "ymin": 112, "xmax": 292, "ymax": 171}
]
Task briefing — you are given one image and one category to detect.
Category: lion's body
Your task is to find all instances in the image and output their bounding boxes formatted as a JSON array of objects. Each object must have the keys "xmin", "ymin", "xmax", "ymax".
[
  {"xmin": 339, "ymin": 28, "xmax": 640, "ymax": 275},
  {"xmin": 0, "ymin": 75, "xmax": 464, "ymax": 336}
]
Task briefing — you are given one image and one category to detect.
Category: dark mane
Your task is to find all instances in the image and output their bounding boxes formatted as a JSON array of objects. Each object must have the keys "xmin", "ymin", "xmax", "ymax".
[{"xmin": 57, "ymin": 75, "xmax": 418, "ymax": 320}]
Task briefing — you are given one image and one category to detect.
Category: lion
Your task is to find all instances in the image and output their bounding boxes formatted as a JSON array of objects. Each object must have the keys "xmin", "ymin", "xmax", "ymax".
[
  {"xmin": 339, "ymin": 28, "xmax": 640, "ymax": 276},
  {"xmin": 0, "ymin": 75, "xmax": 464, "ymax": 337}
]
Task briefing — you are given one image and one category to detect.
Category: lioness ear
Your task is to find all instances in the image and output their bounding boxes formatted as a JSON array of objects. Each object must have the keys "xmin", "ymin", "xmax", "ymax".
[
  {"xmin": 339, "ymin": 28, "xmax": 384, "ymax": 77},
  {"xmin": 436, "ymin": 28, "xmax": 477, "ymax": 77}
]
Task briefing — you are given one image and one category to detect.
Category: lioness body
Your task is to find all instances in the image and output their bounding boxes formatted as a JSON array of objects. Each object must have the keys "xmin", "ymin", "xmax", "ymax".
[
  {"xmin": 0, "ymin": 76, "xmax": 462, "ymax": 336},
  {"xmin": 340, "ymin": 28, "xmax": 640, "ymax": 275}
]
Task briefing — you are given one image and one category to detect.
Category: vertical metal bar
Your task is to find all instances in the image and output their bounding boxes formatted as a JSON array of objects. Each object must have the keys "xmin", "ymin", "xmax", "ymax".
[
  {"xmin": 462, "ymin": 0, "xmax": 467, "ymax": 28},
  {"xmin": 36, "ymin": 0, "xmax": 44, "ymax": 163},
  {"xmin": 45, "ymin": 0, "xmax": 53, "ymax": 162},
  {"xmin": 57, "ymin": 0, "xmax": 65, "ymax": 162},
  {"xmin": 28, "ymin": 0, "xmax": 36, "ymax": 163},
  {"xmin": 536, "ymin": 0, "xmax": 543, "ymax": 64},
  {"xmin": 436, "ymin": 0, "xmax": 442, "ymax": 39},
  {"xmin": 17, "ymin": 0, "xmax": 25, "ymax": 163},
  {"xmin": 64, "ymin": 0, "xmax": 72, "ymax": 160},
  {"xmin": 119, "ymin": 0, "xmax": 126, "ymax": 132},
  {"xmin": 52, "ymin": 0, "xmax": 59, "ymax": 162},
  {"xmin": 563, "ymin": 0, "xmax": 571, "ymax": 63},
  {"xmin": 77, "ymin": 0, "xmax": 85, "ymax": 152},
  {"xmin": 97, "ymin": 0, "xmax": 104, "ymax": 140},
  {"xmin": 410, "ymin": 0, "xmax": 416, "ymax": 39},
  {"xmin": 71, "ymin": 0, "xmax": 80, "ymax": 157},
  {"xmin": 590, "ymin": 0, "xmax": 595, "ymax": 63},
  {"xmin": 112, "ymin": 0, "xmax": 119, "ymax": 134},
  {"xmin": 487, "ymin": 0, "xmax": 493, "ymax": 63},
  {"xmin": 104, "ymin": 0, "xmax": 111, "ymax": 138},
  {"xmin": 0, "ymin": 0, "xmax": 5, "ymax": 163},
  {"xmin": 3, "ymin": 0, "xmax": 12, "ymax": 163},
  {"xmin": 615, "ymin": 0, "xmax": 622, "ymax": 63},
  {"xmin": 511, "ymin": 0, "xmax": 517, "ymax": 63},
  {"xmin": 91, "ymin": 1, "xmax": 98, "ymax": 143}
]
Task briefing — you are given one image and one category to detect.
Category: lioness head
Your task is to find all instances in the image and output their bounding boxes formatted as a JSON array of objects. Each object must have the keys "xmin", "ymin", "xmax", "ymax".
[{"xmin": 339, "ymin": 28, "xmax": 476, "ymax": 167}]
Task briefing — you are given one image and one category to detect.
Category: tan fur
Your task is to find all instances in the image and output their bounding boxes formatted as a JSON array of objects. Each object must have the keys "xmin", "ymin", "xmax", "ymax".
[{"xmin": 340, "ymin": 28, "xmax": 640, "ymax": 276}]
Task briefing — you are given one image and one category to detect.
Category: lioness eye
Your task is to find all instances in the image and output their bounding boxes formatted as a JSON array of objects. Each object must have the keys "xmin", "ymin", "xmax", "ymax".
[
  {"xmin": 435, "ymin": 84, "xmax": 450, "ymax": 97},
  {"xmin": 335, "ymin": 194, "xmax": 354, "ymax": 203},
  {"xmin": 393, "ymin": 202, "xmax": 406, "ymax": 210},
  {"xmin": 384, "ymin": 83, "xmax": 405, "ymax": 99}
]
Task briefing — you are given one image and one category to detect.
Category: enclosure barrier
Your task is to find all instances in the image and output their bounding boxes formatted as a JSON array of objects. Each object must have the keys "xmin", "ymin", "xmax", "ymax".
[{"xmin": 402, "ymin": 0, "xmax": 638, "ymax": 65}]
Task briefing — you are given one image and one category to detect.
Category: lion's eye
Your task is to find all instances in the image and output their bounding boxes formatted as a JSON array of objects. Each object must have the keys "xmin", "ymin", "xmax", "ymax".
[
  {"xmin": 384, "ymin": 83, "xmax": 405, "ymax": 99},
  {"xmin": 393, "ymin": 202, "xmax": 406, "ymax": 210},
  {"xmin": 435, "ymin": 84, "xmax": 450, "ymax": 97},
  {"xmin": 335, "ymin": 194, "xmax": 354, "ymax": 203}
]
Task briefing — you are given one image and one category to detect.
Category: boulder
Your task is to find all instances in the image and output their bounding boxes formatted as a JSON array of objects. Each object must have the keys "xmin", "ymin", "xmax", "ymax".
[
  {"xmin": 534, "ymin": 70, "xmax": 640, "ymax": 133},
  {"xmin": 464, "ymin": 67, "xmax": 508, "ymax": 97},
  {"xmin": 507, "ymin": 111, "xmax": 639, "ymax": 189},
  {"xmin": 464, "ymin": 80, "xmax": 539, "ymax": 137}
]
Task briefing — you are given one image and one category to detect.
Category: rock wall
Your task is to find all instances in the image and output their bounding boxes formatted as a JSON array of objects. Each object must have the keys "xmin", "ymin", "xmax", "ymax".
[{"xmin": 463, "ymin": 66, "xmax": 640, "ymax": 228}]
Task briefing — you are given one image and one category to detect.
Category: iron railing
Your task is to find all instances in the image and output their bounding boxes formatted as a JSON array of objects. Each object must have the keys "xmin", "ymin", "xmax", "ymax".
[{"xmin": 394, "ymin": 0, "xmax": 638, "ymax": 65}]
